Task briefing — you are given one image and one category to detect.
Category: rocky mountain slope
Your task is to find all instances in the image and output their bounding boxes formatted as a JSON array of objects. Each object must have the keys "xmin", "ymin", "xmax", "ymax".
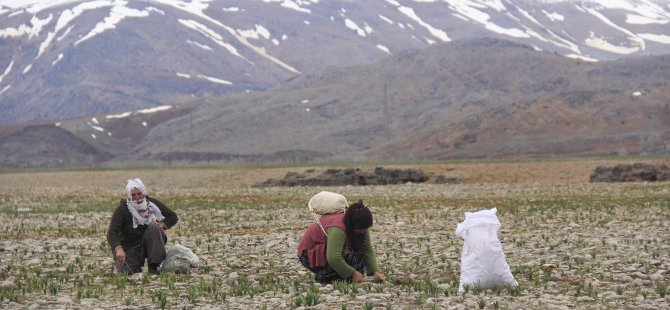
[
  {"xmin": 1, "ymin": 37, "xmax": 668, "ymax": 167},
  {"xmin": 133, "ymin": 38, "xmax": 670, "ymax": 162},
  {"xmin": 1, "ymin": 0, "xmax": 670, "ymax": 124}
]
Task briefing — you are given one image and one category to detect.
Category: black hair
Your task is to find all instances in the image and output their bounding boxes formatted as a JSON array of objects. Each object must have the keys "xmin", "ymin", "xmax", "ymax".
[{"xmin": 344, "ymin": 199, "xmax": 373, "ymax": 252}]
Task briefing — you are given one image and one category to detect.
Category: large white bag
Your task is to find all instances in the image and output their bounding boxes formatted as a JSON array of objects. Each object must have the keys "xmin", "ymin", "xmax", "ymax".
[
  {"xmin": 307, "ymin": 191, "xmax": 349, "ymax": 236},
  {"xmin": 308, "ymin": 191, "xmax": 349, "ymax": 215},
  {"xmin": 455, "ymin": 208, "xmax": 517, "ymax": 291},
  {"xmin": 161, "ymin": 244, "xmax": 200, "ymax": 274}
]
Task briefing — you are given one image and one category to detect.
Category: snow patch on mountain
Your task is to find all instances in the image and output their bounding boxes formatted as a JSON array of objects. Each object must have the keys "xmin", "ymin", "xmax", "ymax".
[
  {"xmin": 155, "ymin": 0, "xmax": 299, "ymax": 73},
  {"xmin": 187, "ymin": 40, "xmax": 213, "ymax": 51},
  {"xmin": 238, "ymin": 24, "xmax": 273, "ymax": 41},
  {"xmin": 51, "ymin": 53, "xmax": 64, "ymax": 66},
  {"xmin": 377, "ymin": 44, "xmax": 391, "ymax": 53},
  {"xmin": 0, "ymin": 85, "xmax": 11, "ymax": 95},
  {"xmin": 585, "ymin": 35, "xmax": 640, "ymax": 54},
  {"xmin": 582, "ymin": 5, "xmax": 645, "ymax": 51},
  {"xmin": 344, "ymin": 18, "xmax": 367, "ymax": 37},
  {"xmin": 179, "ymin": 19, "xmax": 243, "ymax": 58},
  {"xmin": 447, "ymin": 1, "xmax": 527, "ymax": 39},
  {"xmin": 106, "ymin": 112, "xmax": 131, "ymax": 119},
  {"xmin": 264, "ymin": 0, "xmax": 312, "ymax": 14},
  {"xmin": 75, "ymin": 3, "xmax": 150, "ymax": 46},
  {"xmin": 378, "ymin": 14, "xmax": 393, "ymax": 24},
  {"xmin": 0, "ymin": 13, "xmax": 51, "ymax": 38},
  {"xmin": 0, "ymin": 60, "xmax": 12, "ymax": 84},
  {"xmin": 627, "ymin": 14, "xmax": 669, "ymax": 25},
  {"xmin": 177, "ymin": 72, "xmax": 232, "ymax": 85},
  {"xmin": 1, "ymin": 0, "xmax": 80, "ymax": 13},
  {"xmin": 397, "ymin": 5, "xmax": 450, "ymax": 42},
  {"xmin": 638, "ymin": 33, "xmax": 670, "ymax": 44},
  {"xmin": 543, "ymin": 10, "xmax": 564, "ymax": 22},
  {"xmin": 597, "ymin": 0, "xmax": 670, "ymax": 21},
  {"xmin": 138, "ymin": 105, "xmax": 172, "ymax": 114}
]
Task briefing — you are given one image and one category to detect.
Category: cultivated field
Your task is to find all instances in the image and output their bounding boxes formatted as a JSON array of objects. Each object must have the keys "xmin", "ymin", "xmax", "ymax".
[{"xmin": 0, "ymin": 158, "xmax": 669, "ymax": 309}]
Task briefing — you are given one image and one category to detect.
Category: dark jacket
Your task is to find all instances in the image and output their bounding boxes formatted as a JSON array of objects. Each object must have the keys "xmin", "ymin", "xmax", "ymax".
[{"xmin": 106, "ymin": 196, "xmax": 178, "ymax": 251}]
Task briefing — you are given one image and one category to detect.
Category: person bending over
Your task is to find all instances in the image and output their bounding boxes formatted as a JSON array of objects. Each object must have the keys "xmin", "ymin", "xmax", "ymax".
[{"xmin": 298, "ymin": 199, "xmax": 385, "ymax": 284}]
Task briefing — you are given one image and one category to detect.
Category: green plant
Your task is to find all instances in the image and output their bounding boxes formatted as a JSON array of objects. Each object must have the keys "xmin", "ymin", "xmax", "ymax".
[
  {"xmin": 472, "ymin": 281, "xmax": 485, "ymax": 295},
  {"xmin": 48, "ymin": 281, "xmax": 59, "ymax": 295},
  {"xmin": 492, "ymin": 285, "xmax": 502, "ymax": 295},
  {"xmin": 586, "ymin": 282, "xmax": 599, "ymax": 298},
  {"xmin": 304, "ymin": 291, "xmax": 320, "ymax": 306},
  {"xmin": 187, "ymin": 287, "xmax": 198, "ymax": 303},
  {"xmin": 157, "ymin": 291, "xmax": 168, "ymax": 310},
  {"xmin": 616, "ymin": 285, "xmax": 625, "ymax": 295},
  {"xmin": 507, "ymin": 284, "xmax": 522, "ymax": 297},
  {"xmin": 652, "ymin": 250, "xmax": 660, "ymax": 259},
  {"xmin": 657, "ymin": 283, "xmax": 668, "ymax": 298},
  {"xmin": 291, "ymin": 295, "xmax": 303, "ymax": 308}
]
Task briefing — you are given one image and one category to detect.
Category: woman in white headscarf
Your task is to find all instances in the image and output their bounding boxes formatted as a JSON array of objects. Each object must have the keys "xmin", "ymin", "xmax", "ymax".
[{"xmin": 106, "ymin": 178, "xmax": 179, "ymax": 275}]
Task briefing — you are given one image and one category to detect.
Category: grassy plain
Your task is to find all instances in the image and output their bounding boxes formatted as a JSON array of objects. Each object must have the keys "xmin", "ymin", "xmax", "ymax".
[{"xmin": 0, "ymin": 158, "xmax": 669, "ymax": 309}]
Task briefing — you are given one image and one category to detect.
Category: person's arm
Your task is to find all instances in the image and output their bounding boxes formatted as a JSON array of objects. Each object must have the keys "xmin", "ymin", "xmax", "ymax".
[
  {"xmin": 362, "ymin": 231, "xmax": 384, "ymax": 282},
  {"xmin": 107, "ymin": 203, "xmax": 124, "ymax": 250},
  {"xmin": 362, "ymin": 231, "xmax": 380, "ymax": 275},
  {"xmin": 325, "ymin": 227, "xmax": 356, "ymax": 279},
  {"xmin": 107, "ymin": 202, "xmax": 127, "ymax": 262},
  {"xmin": 149, "ymin": 197, "xmax": 178, "ymax": 228}
]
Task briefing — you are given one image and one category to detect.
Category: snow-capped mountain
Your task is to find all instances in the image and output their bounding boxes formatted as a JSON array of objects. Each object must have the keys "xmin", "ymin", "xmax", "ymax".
[{"xmin": 1, "ymin": 0, "xmax": 669, "ymax": 124}]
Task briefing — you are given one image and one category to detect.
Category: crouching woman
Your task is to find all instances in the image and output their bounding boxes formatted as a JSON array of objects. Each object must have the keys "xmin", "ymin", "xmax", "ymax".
[
  {"xmin": 298, "ymin": 199, "xmax": 385, "ymax": 284},
  {"xmin": 107, "ymin": 178, "xmax": 178, "ymax": 275}
]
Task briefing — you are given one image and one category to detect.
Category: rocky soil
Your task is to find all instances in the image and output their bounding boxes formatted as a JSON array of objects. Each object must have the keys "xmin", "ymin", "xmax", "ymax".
[{"xmin": 0, "ymin": 159, "xmax": 669, "ymax": 309}]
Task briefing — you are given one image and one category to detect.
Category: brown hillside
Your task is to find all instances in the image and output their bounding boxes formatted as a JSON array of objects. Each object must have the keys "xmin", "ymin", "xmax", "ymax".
[
  {"xmin": 135, "ymin": 38, "xmax": 670, "ymax": 162},
  {"xmin": 0, "ymin": 124, "xmax": 112, "ymax": 167}
]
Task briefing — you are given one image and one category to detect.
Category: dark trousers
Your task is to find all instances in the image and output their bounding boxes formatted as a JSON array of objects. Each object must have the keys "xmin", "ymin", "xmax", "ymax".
[
  {"xmin": 115, "ymin": 224, "xmax": 167, "ymax": 274},
  {"xmin": 299, "ymin": 248, "xmax": 366, "ymax": 284}
]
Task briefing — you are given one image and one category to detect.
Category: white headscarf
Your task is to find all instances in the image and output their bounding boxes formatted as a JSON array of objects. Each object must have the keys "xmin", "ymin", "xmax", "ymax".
[{"xmin": 125, "ymin": 178, "xmax": 165, "ymax": 229}]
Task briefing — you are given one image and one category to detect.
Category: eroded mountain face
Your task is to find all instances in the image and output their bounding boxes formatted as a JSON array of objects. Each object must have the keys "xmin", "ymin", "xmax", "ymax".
[{"xmin": 1, "ymin": 0, "xmax": 669, "ymax": 123}]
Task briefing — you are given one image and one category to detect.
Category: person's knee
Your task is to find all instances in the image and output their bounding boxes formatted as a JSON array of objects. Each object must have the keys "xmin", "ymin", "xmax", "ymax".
[
  {"xmin": 144, "ymin": 224, "xmax": 167, "ymax": 241},
  {"xmin": 146, "ymin": 224, "xmax": 163, "ymax": 234}
]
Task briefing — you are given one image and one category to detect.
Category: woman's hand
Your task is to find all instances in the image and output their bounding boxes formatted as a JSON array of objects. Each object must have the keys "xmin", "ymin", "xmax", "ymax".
[
  {"xmin": 115, "ymin": 246, "xmax": 126, "ymax": 263},
  {"xmin": 373, "ymin": 271, "xmax": 386, "ymax": 283},
  {"xmin": 351, "ymin": 271, "xmax": 365, "ymax": 283},
  {"xmin": 152, "ymin": 220, "xmax": 167, "ymax": 230}
]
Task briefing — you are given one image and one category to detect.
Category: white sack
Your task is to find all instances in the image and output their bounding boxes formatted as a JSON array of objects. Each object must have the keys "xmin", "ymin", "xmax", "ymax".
[
  {"xmin": 308, "ymin": 191, "xmax": 348, "ymax": 215},
  {"xmin": 161, "ymin": 244, "xmax": 200, "ymax": 274},
  {"xmin": 455, "ymin": 207, "xmax": 517, "ymax": 291}
]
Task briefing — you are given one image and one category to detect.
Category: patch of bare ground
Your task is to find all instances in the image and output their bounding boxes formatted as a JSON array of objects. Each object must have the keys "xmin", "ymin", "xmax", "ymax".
[
  {"xmin": 0, "ymin": 157, "xmax": 664, "ymax": 191},
  {"xmin": 0, "ymin": 158, "xmax": 669, "ymax": 309}
]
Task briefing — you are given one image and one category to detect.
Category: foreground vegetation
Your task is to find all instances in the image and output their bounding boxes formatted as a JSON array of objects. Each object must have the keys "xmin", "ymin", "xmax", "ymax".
[{"xmin": 0, "ymin": 161, "xmax": 668, "ymax": 309}]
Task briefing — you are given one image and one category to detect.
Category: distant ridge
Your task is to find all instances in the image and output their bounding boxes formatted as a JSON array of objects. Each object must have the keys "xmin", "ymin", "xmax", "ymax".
[
  {"xmin": 1, "ymin": 38, "xmax": 669, "ymax": 167},
  {"xmin": 0, "ymin": 124, "xmax": 112, "ymax": 167}
]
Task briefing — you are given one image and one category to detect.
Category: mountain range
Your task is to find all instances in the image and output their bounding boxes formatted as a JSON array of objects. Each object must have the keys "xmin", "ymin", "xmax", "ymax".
[
  {"xmin": 1, "ymin": 0, "xmax": 670, "ymax": 123},
  {"xmin": 1, "ymin": 0, "xmax": 670, "ymax": 167}
]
